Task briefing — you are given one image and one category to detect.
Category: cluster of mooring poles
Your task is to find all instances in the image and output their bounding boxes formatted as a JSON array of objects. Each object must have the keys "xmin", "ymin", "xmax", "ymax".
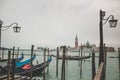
[
  {"xmin": 1, "ymin": 47, "xmax": 20, "ymax": 80},
  {"xmin": 43, "ymin": 47, "xmax": 50, "ymax": 80},
  {"xmin": 0, "ymin": 45, "xmax": 51, "ymax": 80},
  {"xmin": 55, "ymin": 45, "xmax": 92, "ymax": 80},
  {"xmin": 0, "ymin": 47, "xmax": 20, "ymax": 60}
]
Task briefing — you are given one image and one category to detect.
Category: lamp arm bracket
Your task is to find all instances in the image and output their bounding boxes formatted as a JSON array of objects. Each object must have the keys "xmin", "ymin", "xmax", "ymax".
[
  {"xmin": 1, "ymin": 27, "xmax": 10, "ymax": 31},
  {"xmin": 2, "ymin": 22, "xmax": 18, "ymax": 28},
  {"xmin": 102, "ymin": 15, "xmax": 114, "ymax": 25},
  {"xmin": 1, "ymin": 22, "xmax": 18, "ymax": 31}
]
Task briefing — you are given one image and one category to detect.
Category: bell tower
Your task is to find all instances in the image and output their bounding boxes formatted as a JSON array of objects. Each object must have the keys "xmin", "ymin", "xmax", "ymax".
[{"xmin": 75, "ymin": 34, "xmax": 78, "ymax": 48}]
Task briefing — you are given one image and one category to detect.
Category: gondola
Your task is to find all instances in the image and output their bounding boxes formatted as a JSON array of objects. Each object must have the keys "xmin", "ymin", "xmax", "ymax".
[
  {"xmin": 52, "ymin": 54, "xmax": 91, "ymax": 60},
  {"xmin": 0, "ymin": 54, "xmax": 36, "ymax": 75},
  {"xmin": 16, "ymin": 54, "xmax": 36, "ymax": 67},
  {"xmin": 16, "ymin": 53, "xmax": 24, "ymax": 62},
  {"xmin": 0, "ymin": 55, "xmax": 51, "ymax": 77},
  {"xmin": 0, "ymin": 53, "xmax": 24, "ymax": 75},
  {"xmin": 16, "ymin": 56, "xmax": 52, "ymax": 77}
]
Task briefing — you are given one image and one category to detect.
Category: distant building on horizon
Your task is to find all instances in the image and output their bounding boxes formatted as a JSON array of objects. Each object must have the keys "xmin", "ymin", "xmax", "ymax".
[
  {"xmin": 95, "ymin": 47, "xmax": 115, "ymax": 52},
  {"xmin": 68, "ymin": 35, "xmax": 97, "ymax": 52}
]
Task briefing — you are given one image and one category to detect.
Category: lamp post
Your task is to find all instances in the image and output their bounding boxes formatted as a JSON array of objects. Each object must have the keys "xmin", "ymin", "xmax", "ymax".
[
  {"xmin": 99, "ymin": 10, "xmax": 118, "ymax": 66},
  {"xmin": 0, "ymin": 20, "xmax": 21, "ymax": 59}
]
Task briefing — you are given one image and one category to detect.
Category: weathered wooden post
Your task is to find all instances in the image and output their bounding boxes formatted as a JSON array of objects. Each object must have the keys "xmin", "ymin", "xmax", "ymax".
[
  {"xmin": 12, "ymin": 46, "xmax": 15, "ymax": 59},
  {"xmin": 118, "ymin": 48, "xmax": 120, "ymax": 80},
  {"xmin": 2, "ymin": 47, "xmax": 4, "ymax": 59},
  {"xmin": 118, "ymin": 48, "xmax": 120, "ymax": 66},
  {"xmin": 61, "ymin": 46, "xmax": 66, "ymax": 80},
  {"xmin": 30, "ymin": 45, "xmax": 34, "ymax": 80},
  {"xmin": 47, "ymin": 48, "xmax": 49, "ymax": 74},
  {"xmin": 66, "ymin": 47, "xmax": 68, "ymax": 67},
  {"xmin": 92, "ymin": 50, "xmax": 96, "ymax": 80},
  {"xmin": 56, "ymin": 47, "xmax": 59, "ymax": 76},
  {"xmin": 7, "ymin": 50, "xmax": 11, "ymax": 80},
  {"xmin": 83, "ymin": 47, "xmax": 85, "ymax": 57},
  {"xmin": 11, "ymin": 59, "xmax": 16, "ymax": 80},
  {"xmin": 16, "ymin": 47, "xmax": 19, "ymax": 59},
  {"xmin": 78, "ymin": 46, "xmax": 80, "ymax": 66},
  {"xmin": 43, "ymin": 48, "xmax": 46, "ymax": 80},
  {"xmin": 80, "ymin": 44, "xmax": 83, "ymax": 78}
]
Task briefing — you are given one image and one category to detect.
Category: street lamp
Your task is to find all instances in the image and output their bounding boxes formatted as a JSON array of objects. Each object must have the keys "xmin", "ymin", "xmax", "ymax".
[
  {"xmin": 99, "ymin": 10, "xmax": 118, "ymax": 66},
  {"xmin": 0, "ymin": 19, "xmax": 21, "ymax": 58}
]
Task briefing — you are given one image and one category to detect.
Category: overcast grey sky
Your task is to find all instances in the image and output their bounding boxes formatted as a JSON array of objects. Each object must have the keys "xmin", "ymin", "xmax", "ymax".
[{"xmin": 0, "ymin": 0, "xmax": 120, "ymax": 49}]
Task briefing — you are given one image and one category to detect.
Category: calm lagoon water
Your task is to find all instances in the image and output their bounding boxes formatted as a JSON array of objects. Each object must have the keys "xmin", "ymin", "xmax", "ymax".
[{"xmin": 3, "ymin": 50, "xmax": 120, "ymax": 80}]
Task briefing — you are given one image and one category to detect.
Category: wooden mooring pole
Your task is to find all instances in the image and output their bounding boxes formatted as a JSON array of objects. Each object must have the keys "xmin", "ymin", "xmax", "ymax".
[
  {"xmin": 66, "ymin": 47, "xmax": 68, "ymax": 67},
  {"xmin": 83, "ymin": 47, "xmax": 85, "ymax": 57},
  {"xmin": 7, "ymin": 51, "xmax": 11, "ymax": 80},
  {"xmin": 78, "ymin": 47, "xmax": 80, "ymax": 66},
  {"xmin": 16, "ymin": 47, "xmax": 19, "ymax": 59},
  {"xmin": 47, "ymin": 48, "xmax": 49, "ymax": 74},
  {"xmin": 43, "ymin": 48, "xmax": 46, "ymax": 80},
  {"xmin": 80, "ymin": 45, "xmax": 83, "ymax": 78},
  {"xmin": 56, "ymin": 47, "xmax": 59, "ymax": 76},
  {"xmin": 118, "ymin": 48, "xmax": 120, "ymax": 80},
  {"xmin": 2, "ymin": 47, "xmax": 4, "ymax": 59},
  {"xmin": 11, "ymin": 59, "xmax": 16, "ymax": 80},
  {"xmin": 118, "ymin": 48, "xmax": 120, "ymax": 66},
  {"xmin": 61, "ymin": 46, "xmax": 66, "ymax": 80},
  {"xmin": 30, "ymin": 45, "xmax": 34, "ymax": 80},
  {"xmin": 12, "ymin": 46, "xmax": 15, "ymax": 59},
  {"xmin": 92, "ymin": 50, "xmax": 96, "ymax": 80}
]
